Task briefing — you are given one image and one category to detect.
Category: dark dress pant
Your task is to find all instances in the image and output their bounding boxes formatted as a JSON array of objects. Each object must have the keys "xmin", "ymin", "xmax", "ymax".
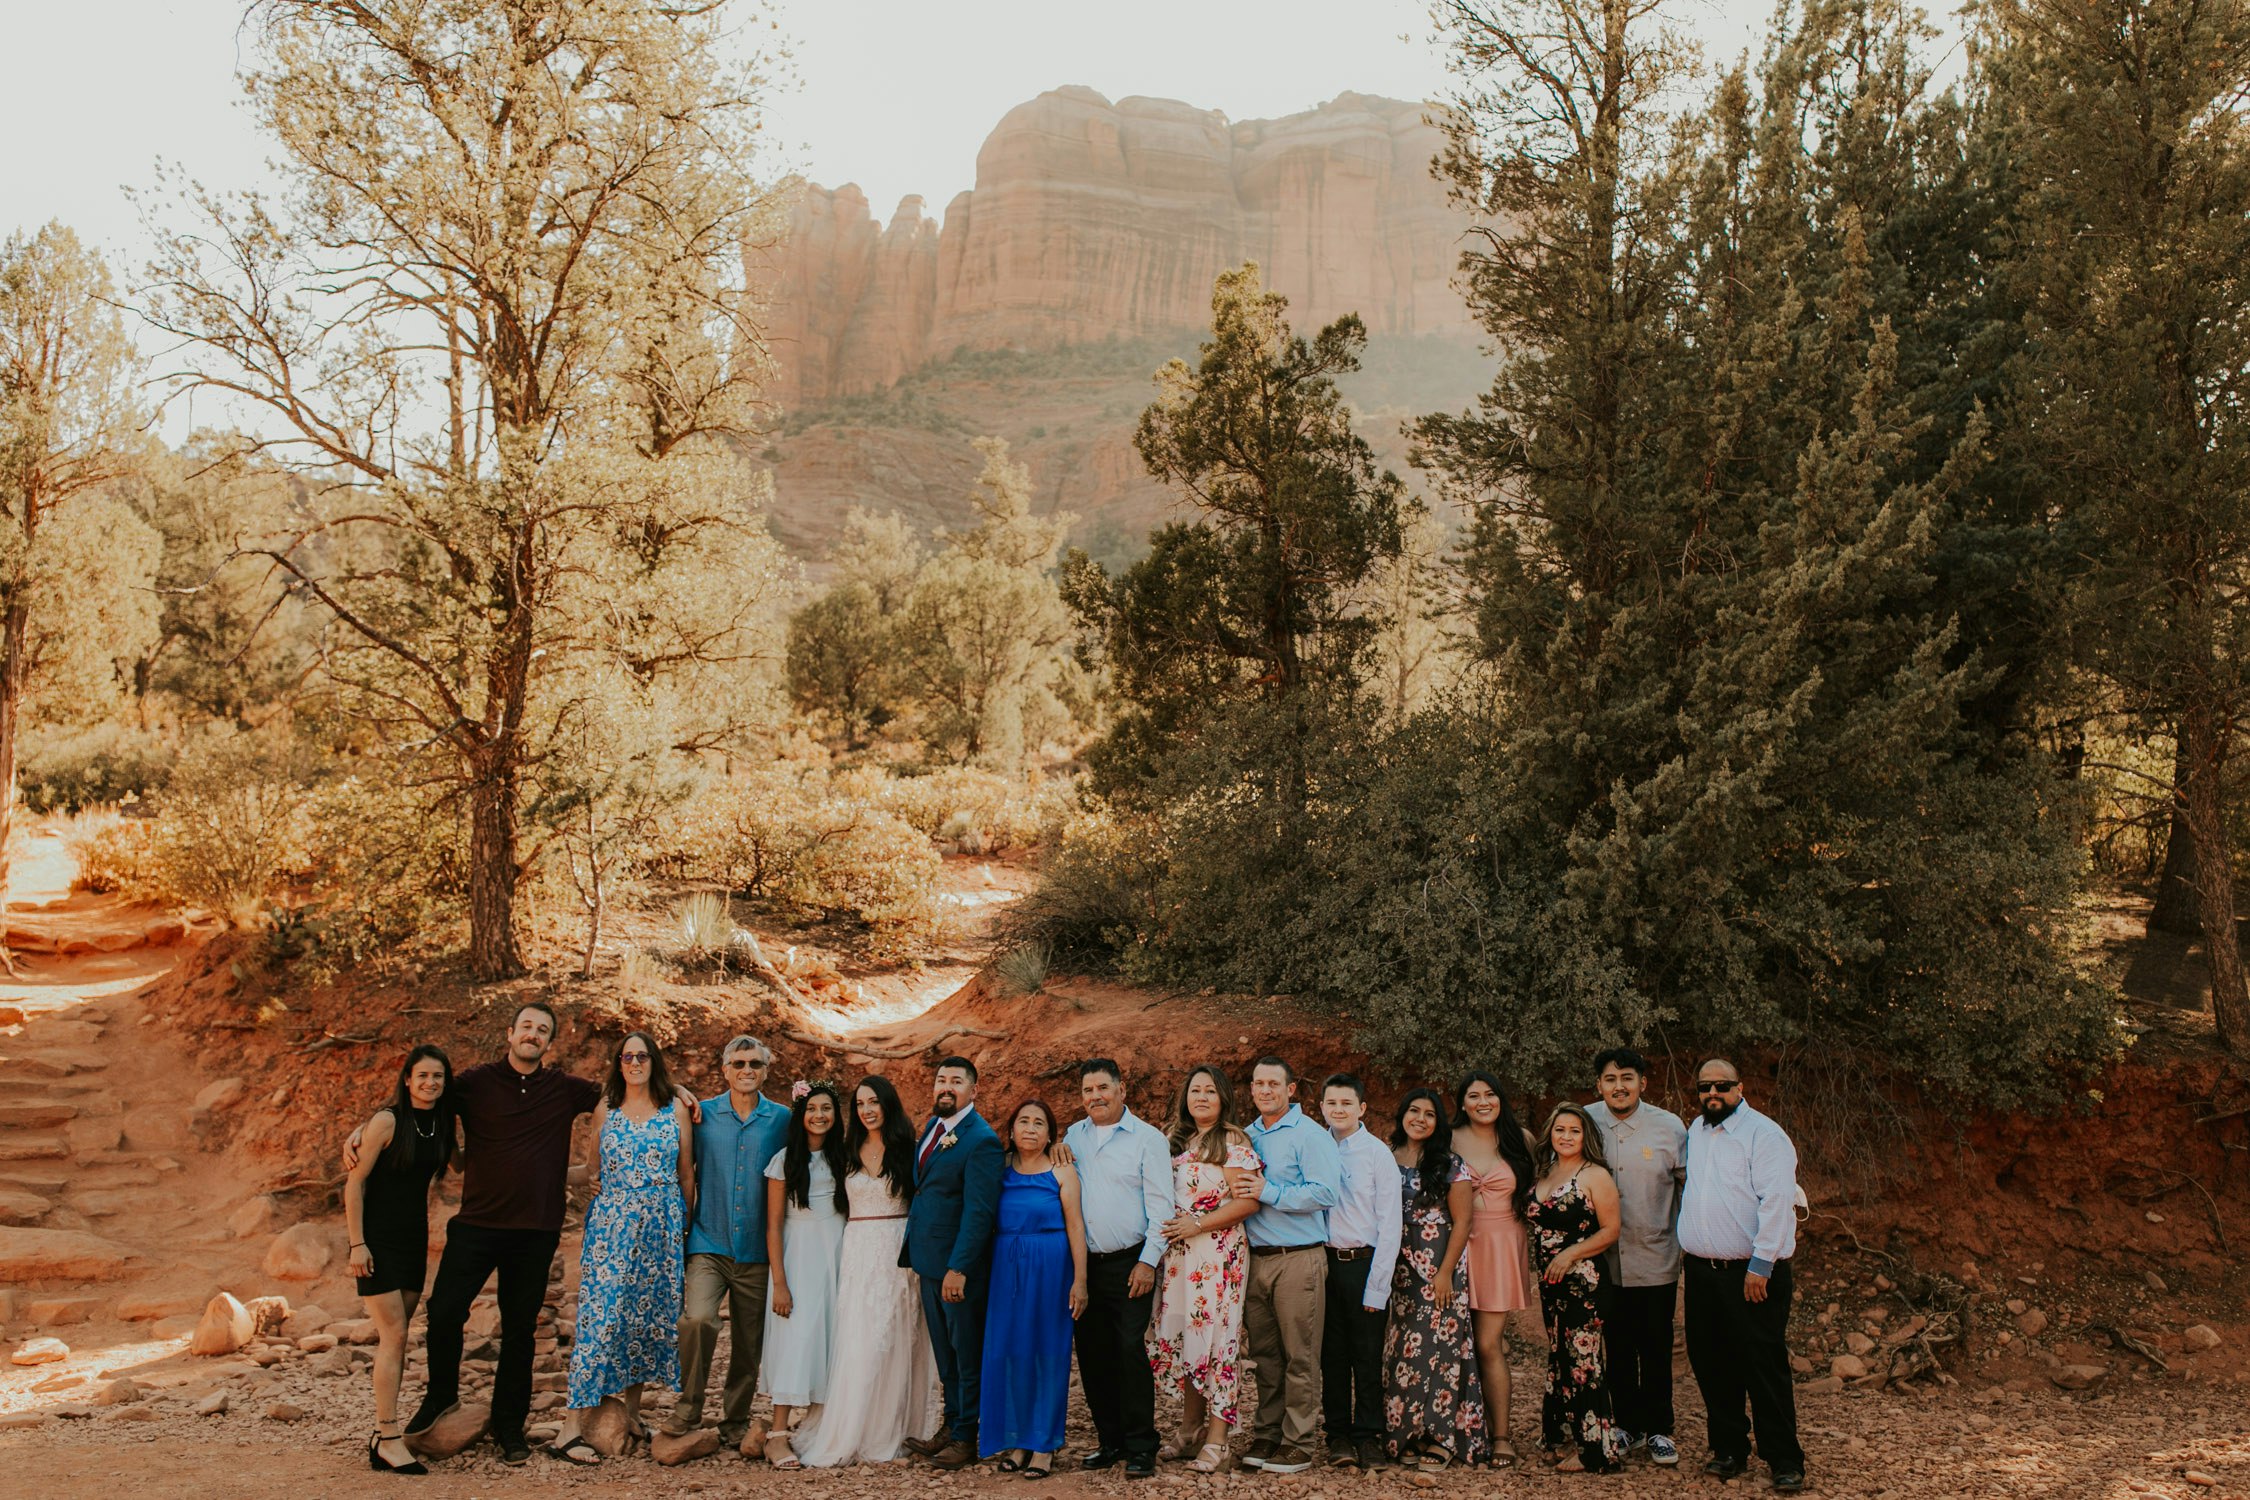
[
  {"xmin": 1075, "ymin": 1249, "xmax": 1159, "ymax": 1456},
  {"xmin": 1684, "ymin": 1256, "xmax": 1803, "ymax": 1473}
]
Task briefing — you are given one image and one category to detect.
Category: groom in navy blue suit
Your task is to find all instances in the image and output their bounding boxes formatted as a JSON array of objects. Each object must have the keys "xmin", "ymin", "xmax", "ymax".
[{"xmin": 901, "ymin": 1055, "xmax": 1004, "ymax": 1469}]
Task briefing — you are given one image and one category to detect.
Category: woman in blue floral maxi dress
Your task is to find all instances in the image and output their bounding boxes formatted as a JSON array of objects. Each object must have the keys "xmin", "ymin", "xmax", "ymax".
[{"xmin": 549, "ymin": 1033, "xmax": 695, "ymax": 1464}]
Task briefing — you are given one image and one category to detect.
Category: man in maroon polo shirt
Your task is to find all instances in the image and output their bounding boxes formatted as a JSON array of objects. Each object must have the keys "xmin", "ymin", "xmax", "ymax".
[{"xmin": 348, "ymin": 1001, "xmax": 599, "ymax": 1465}]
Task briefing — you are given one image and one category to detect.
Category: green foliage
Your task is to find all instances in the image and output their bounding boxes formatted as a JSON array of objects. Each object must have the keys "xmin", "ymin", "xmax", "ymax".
[
  {"xmin": 148, "ymin": 729, "xmax": 315, "ymax": 919},
  {"xmin": 18, "ymin": 722, "xmax": 173, "ymax": 813},
  {"xmin": 58, "ymin": 808, "xmax": 163, "ymax": 898}
]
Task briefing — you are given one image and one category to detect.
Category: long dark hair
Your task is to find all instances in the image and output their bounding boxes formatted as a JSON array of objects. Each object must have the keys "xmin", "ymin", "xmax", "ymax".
[
  {"xmin": 783, "ymin": 1083, "xmax": 851, "ymax": 1217},
  {"xmin": 602, "ymin": 1031, "xmax": 678, "ymax": 1109},
  {"xmin": 845, "ymin": 1074, "xmax": 916, "ymax": 1204},
  {"xmin": 1003, "ymin": 1098, "xmax": 1060, "ymax": 1162},
  {"xmin": 379, "ymin": 1044, "xmax": 457, "ymax": 1174},
  {"xmin": 1167, "ymin": 1064, "xmax": 1242, "ymax": 1166},
  {"xmin": 1388, "ymin": 1086, "xmax": 1455, "ymax": 1209},
  {"xmin": 1453, "ymin": 1070, "xmax": 1537, "ymax": 1216}
]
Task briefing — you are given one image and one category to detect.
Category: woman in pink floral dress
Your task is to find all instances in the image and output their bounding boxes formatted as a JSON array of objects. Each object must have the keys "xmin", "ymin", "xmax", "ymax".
[{"xmin": 1146, "ymin": 1064, "xmax": 1263, "ymax": 1474}]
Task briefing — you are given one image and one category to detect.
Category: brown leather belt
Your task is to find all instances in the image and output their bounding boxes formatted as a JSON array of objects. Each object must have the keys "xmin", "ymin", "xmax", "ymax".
[{"xmin": 1249, "ymin": 1243, "xmax": 1323, "ymax": 1258}]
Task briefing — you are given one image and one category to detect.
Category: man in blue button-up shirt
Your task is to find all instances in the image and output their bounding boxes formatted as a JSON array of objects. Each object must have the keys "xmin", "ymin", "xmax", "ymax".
[
  {"xmin": 661, "ymin": 1034, "xmax": 791, "ymax": 1450},
  {"xmin": 1060, "ymin": 1057, "xmax": 1174, "ymax": 1477},
  {"xmin": 1238, "ymin": 1056, "xmax": 1343, "ymax": 1474}
]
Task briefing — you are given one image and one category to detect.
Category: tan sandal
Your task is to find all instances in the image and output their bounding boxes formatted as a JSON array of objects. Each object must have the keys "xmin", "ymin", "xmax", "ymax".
[
  {"xmin": 1189, "ymin": 1442, "xmax": 1234, "ymax": 1474},
  {"xmin": 765, "ymin": 1431, "xmax": 802, "ymax": 1470},
  {"xmin": 1156, "ymin": 1431, "xmax": 1193, "ymax": 1461}
]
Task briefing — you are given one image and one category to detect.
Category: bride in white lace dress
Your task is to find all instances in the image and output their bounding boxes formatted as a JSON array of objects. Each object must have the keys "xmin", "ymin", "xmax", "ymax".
[{"xmin": 792, "ymin": 1077, "xmax": 938, "ymax": 1467}]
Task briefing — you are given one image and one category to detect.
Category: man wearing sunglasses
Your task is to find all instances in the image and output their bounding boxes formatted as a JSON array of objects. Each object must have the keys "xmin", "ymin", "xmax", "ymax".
[
  {"xmin": 665, "ymin": 1034, "xmax": 791, "ymax": 1456},
  {"xmin": 1677, "ymin": 1060, "xmax": 1805, "ymax": 1494}
]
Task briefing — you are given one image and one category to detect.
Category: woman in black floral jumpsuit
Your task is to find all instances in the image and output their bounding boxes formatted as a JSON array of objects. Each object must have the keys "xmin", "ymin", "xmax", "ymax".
[{"xmin": 1525, "ymin": 1102, "xmax": 1628, "ymax": 1473}]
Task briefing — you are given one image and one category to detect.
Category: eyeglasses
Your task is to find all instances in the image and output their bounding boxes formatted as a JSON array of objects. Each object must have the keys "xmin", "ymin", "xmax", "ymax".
[
  {"xmin": 621, "ymin": 1053, "xmax": 652, "ymax": 1066},
  {"xmin": 1695, "ymin": 1080, "xmax": 1740, "ymax": 1094},
  {"xmin": 724, "ymin": 1058, "xmax": 767, "ymax": 1070}
]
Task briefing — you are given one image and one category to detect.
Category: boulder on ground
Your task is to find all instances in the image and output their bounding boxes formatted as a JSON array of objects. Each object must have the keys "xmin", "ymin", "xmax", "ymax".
[
  {"xmin": 0, "ymin": 1227, "xmax": 137, "ymax": 1282},
  {"xmin": 193, "ymin": 1078, "xmax": 246, "ymax": 1113},
  {"xmin": 188, "ymin": 1292, "xmax": 255, "ymax": 1356},
  {"xmin": 1798, "ymin": 1375, "xmax": 1846, "ymax": 1397},
  {"xmin": 1830, "ymin": 1354, "xmax": 1869, "ymax": 1380},
  {"xmin": 295, "ymin": 1332, "xmax": 338, "ymax": 1353},
  {"xmin": 192, "ymin": 1391, "xmax": 228, "ymax": 1416},
  {"xmin": 263, "ymin": 1223, "xmax": 333, "ymax": 1281},
  {"xmin": 2051, "ymin": 1363, "xmax": 2109, "ymax": 1391},
  {"xmin": 243, "ymin": 1295, "xmax": 292, "ymax": 1334},
  {"xmin": 116, "ymin": 1294, "xmax": 203, "ymax": 1322},
  {"xmin": 332, "ymin": 1317, "xmax": 380, "ymax": 1344},
  {"xmin": 284, "ymin": 1303, "xmax": 332, "ymax": 1334},
  {"xmin": 27, "ymin": 1296, "xmax": 99, "ymax": 1325},
  {"xmin": 652, "ymin": 1428, "xmax": 719, "ymax": 1465},
  {"xmin": 583, "ymin": 1396, "xmax": 633, "ymax": 1456},
  {"xmin": 263, "ymin": 1401, "xmax": 306, "ymax": 1422},
  {"xmin": 310, "ymin": 1348, "xmax": 354, "ymax": 1377},
  {"xmin": 2183, "ymin": 1324, "xmax": 2222, "ymax": 1351},
  {"xmin": 227, "ymin": 1197, "xmax": 278, "ymax": 1240},
  {"xmin": 2016, "ymin": 1307, "xmax": 2049, "ymax": 1338},
  {"xmin": 10, "ymin": 1335, "xmax": 69, "ymax": 1365},
  {"xmin": 405, "ymin": 1402, "xmax": 489, "ymax": 1460},
  {"xmin": 91, "ymin": 1378, "xmax": 143, "ymax": 1406}
]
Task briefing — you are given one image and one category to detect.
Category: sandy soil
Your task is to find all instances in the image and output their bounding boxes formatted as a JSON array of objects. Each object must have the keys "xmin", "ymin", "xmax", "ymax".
[{"xmin": 3, "ymin": 829, "xmax": 2249, "ymax": 1497}]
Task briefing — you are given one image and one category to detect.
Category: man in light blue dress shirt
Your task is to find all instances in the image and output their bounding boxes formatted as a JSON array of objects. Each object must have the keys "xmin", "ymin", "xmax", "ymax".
[
  {"xmin": 1678, "ymin": 1058, "xmax": 1805, "ymax": 1494},
  {"xmin": 665, "ymin": 1034, "xmax": 791, "ymax": 1449},
  {"xmin": 1060, "ymin": 1058, "xmax": 1174, "ymax": 1479},
  {"xmin": 1239, "ymin": 1055, "xmax": 1344, "ymax": 1475}
]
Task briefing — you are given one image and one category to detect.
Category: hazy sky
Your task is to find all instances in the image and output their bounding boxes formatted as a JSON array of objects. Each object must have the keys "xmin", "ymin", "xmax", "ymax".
[{"xmin": 0, "ymin": 0, "xmax": 1784, "ymax": 266}]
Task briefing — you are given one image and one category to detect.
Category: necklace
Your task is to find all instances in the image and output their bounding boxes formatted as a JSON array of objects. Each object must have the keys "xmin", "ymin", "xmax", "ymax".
[{"xmin": 409, "ymin": 1109, "xmax": 436, "ymax": 1141}]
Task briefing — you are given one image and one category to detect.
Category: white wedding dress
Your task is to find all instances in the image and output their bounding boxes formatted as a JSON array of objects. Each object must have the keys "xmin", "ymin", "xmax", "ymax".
[{"xmin": 792, "ymin": 1170, "xmax": 939, "ymax": 1466}]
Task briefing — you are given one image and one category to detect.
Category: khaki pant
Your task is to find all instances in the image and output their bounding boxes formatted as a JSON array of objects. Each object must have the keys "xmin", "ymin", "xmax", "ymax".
[
  {"xmin": 666, "ymin": 1254, "xmax": 768, "ymax": 1436},
  {"xmin": 1244, "ymin": 1245, "xmax": 1327, "ymax": 1452}
]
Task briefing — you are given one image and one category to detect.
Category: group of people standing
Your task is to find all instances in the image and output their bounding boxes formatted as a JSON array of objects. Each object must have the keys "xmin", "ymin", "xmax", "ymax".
[{"xmin": 338, "ymin": 1006, "xmax": 1808, "ymax": 1493}]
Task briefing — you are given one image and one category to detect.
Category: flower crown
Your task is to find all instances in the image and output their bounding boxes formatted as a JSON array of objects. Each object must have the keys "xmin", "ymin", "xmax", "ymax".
[{"xmin": 791, "ymin": 1078, "xmax": 838, "ymax": 1102}]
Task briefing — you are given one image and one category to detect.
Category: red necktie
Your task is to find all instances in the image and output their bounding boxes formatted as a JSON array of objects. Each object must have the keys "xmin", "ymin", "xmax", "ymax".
[{"xmin": 917, "ymin": 1120, "xmax": 943, "ymax": 1172}]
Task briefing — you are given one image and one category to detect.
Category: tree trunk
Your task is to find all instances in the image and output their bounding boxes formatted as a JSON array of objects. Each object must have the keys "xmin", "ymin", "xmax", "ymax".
[
  {"xmin": 2151, "ymin": 732, "xmax": 2199, "ymax": 933},
  {"xmin": 2179, "ymin": 697, "xmax": 2248, "ymax": 1054},
  {"xmin": 467, "ymin": 752, "xmax": 525, "ymax": 980},
  {"xmin": 0, "ymin": 595, "xmax": 28, "ymax": 973}
]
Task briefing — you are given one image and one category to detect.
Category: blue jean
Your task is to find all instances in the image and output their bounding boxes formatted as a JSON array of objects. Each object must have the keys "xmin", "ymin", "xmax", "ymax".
[{"xmin": 920, "ymin": 1271, "xmax": 988, "ymax": 1443}]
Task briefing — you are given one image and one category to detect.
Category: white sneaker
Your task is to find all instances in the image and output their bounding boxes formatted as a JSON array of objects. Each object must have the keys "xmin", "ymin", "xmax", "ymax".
[{"xmin": 1648, "ymin": 1434, "xmax": 1680, "ymax": 1466}]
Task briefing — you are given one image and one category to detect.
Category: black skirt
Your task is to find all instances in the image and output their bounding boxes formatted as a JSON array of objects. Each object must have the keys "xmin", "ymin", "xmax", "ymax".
[{"xmin": 357, "ymin": 1234, "xmax": 432, "ymax": 1298}]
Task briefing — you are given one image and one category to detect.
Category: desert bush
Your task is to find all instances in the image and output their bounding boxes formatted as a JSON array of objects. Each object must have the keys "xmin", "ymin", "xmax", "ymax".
[
  {"xmin": 148, "ymin": 730, "xmax": 315, "ymax": 919},
  {"xmin": 1004, "ymin": 798, "xmax": 1165, "ymax": 963},
  {"xmin": 787, "ymin": 803, "xmax": 942, "ymax": 938},
  {"xmin": 300, "ymin": 769, "xmax": 469, "ymax": 955},
  {"xmin": 995, "ymin": 939, "xmax": 1051, "ymax": 996},
  {"xmin": 18, "ymin": 723, "xmax": 175, "ymax": 813},
  {"xmin": 834, "ymin": 765, "xmax": 1067, "ymax": 853},
  {"xmin": 59, "ymin": 809, "xmax": 164, "ymax": 898}
]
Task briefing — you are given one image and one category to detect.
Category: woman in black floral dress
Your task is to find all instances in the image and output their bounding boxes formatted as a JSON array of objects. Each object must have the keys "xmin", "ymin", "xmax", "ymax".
[
  {"xmin": 1525, "ymin": 1102, "xmax": 1627, "ymax": 1474},
  {"xmin": 1381, "ymin": 1088, "xmax": 1488, "ymax": 1469}
]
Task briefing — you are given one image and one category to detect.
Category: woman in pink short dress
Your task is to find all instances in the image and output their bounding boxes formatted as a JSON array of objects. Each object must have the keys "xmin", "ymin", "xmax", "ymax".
[{"xmin": 1453, "ymin": 1071, "xmax": 1537, "ymax": 1466}]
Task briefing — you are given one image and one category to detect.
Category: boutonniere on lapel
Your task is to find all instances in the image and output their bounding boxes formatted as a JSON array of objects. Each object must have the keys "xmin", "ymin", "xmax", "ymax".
[{"xmin": 939, "ymin": 1131, "xmax": 960, "ymax": 1152}]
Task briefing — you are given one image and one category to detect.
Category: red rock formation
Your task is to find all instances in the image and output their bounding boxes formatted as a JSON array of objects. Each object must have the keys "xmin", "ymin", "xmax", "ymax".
[{"xmin": 759, "ymin": 88, "xmax": 1475, "ymax": 407}]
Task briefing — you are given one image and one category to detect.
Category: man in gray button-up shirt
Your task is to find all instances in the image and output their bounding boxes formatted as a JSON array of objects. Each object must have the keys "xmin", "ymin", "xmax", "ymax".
[{"xmin": 1590, "ymin": 1047, "xmax": 1687, "ymax": 1465}]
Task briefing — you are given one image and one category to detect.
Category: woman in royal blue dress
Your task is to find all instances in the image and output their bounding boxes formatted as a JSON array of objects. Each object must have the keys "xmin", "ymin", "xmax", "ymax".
[
  {"xmin": 546, "ymin": 1033, "xmax": 694, "ymax": 1466},
  {"xmin": 978, "ymin": 1098, "xmax": 1088, "ymax": 1478}
]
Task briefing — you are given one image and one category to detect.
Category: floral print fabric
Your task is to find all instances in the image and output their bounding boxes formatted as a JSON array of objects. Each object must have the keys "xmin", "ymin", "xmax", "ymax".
[
  {"xmin": 566, "ymin": 1104, "xmax": 686, "ymax": 1408},
  {"xmin": 1147, "ymin": 1140, "xmax": 1262, "ymax": 1426},
  {"xmin": 1383, "ymin": 1156, "xmax": 1488, "ymax": 1464},
  {"xmin": 1524, "ymin": 1172, "xmax": 1627, "ymax": 1472}
]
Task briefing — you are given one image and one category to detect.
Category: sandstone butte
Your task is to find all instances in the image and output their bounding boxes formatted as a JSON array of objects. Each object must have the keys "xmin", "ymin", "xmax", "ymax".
[{"xmin": 756, "ymin": 87, "xmax": 1479, "ymax": 409}]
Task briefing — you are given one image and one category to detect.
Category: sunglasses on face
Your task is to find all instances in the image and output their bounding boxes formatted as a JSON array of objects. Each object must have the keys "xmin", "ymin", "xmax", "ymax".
[
  {"xmin": 622, "ymin": 1053, "xmax": 652, "ymax": 1065},
  {"xmin": 724, "ymin": 1058, "xmax": 767, "ymax": 1070},
  {"xmin": 1695, "ymin": 1080, "xmax": 1740, "ymax": 1094}
]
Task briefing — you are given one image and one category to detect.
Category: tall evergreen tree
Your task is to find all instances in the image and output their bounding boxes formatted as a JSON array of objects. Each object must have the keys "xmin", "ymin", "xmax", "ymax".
[{"xmin": 1987, "ymin": 0, "xmax": 2250, "ymax": 1054}]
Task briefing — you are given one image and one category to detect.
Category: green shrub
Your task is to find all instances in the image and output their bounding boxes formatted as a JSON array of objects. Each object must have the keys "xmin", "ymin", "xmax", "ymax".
[
  {"xmin": 18, "ymin": 723, "xmax": 174, "ymax": 813},
  {"xmin": 150, "ymin": 730, "xmax": 314, "ymax": 920},
  {"xmin": 59, "ymin": 809, "xmax": 165, "ymax": 898}
]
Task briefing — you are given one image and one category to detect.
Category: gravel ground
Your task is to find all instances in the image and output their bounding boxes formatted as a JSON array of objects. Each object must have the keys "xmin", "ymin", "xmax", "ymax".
[{"xmin": 2, "ymin": 1319, "xmax": 2244, "ymax": 1500}]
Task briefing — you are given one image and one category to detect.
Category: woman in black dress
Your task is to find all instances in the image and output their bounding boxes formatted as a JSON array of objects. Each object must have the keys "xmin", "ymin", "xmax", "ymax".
[
  {"xmin": 344, "ymin": 1044, "xmax": 457, "ymax": 1474},
  {"xmin": 1525, "ymin": 1102, "xmax": 1625, "ymax": 1474}
]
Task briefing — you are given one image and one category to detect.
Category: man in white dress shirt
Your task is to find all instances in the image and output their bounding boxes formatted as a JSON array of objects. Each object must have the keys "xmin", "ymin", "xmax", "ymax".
[
  {"xmin": 1678, "ymin": 1058, "xmax": 1805, "ymax": 1494},
  {"xmin": 1317, "ymin": 1073, "xmax": 1402, "ymax": 1472},
  {"xmin": 1060, "ymin": 1058, "xmax": 1174, "ymax": 1480}
]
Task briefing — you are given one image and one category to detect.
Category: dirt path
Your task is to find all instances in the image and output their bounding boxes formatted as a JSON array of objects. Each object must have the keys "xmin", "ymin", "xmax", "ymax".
[{"xmin": 4, "ymin": 835, "xmax": 2249, "ymax": 1496}]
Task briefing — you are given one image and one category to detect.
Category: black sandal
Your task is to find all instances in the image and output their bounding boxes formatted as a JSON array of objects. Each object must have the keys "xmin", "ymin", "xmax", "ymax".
[
  {"xmin": 369, "ymin": 1427, "xmax": 430, "ymax": 1475},
  {"xmin": 544, "ymin": 1437, "xmax": 602, "ymax": 1466},
  {"xmin": 995, "ymin": 1450, "xmax": 1024, "ymax": 1472},
  {"xmin": 1021, "ymin": 1454, "xmax": 1054, "ymax": 1479}
]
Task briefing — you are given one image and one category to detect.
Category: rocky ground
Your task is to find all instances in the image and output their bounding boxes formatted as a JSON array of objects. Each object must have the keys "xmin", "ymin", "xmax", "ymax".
[{"xmin": 3, "ymin": 829, "xmax": 2249, "ymax": 1497}]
